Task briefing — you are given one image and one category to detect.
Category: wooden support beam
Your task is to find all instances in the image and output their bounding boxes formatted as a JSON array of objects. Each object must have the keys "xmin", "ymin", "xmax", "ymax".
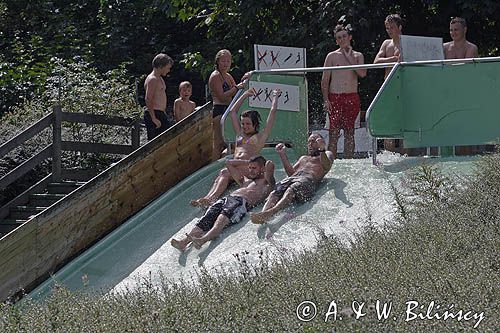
[
  {"xmin": 61, "ymin": 112, "xmax": 137, "ymax": 127},
  {"xmin": 0, "ymin": 146, "xmax": 53, "ymax": 190},
  {"xmin": 61, "ymin": 141, "xmax": 134, "ymax": 155},
  {"xmin": 0, "ymin": 113, "xmax": 52, "ymax": 159},
  {"xmin": 52, "ymin": 105, "xmax": 62, "ymax": 182}
]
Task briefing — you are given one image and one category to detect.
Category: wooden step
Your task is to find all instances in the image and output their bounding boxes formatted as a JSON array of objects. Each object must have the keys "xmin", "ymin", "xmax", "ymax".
[
  {"xmin": 0, "ymin": 219, "xmax": 26, "ymax": 234},
  {"xmin": 9, "ymin": 206, "xmax": 46, "ymax": 220},
  {"xmin": 28, "ymin": 193, "xmax": 66, "ymax": 207},
  {"xmin": 47, "ymin": 181, "xmax": 85, "ymax": 194}
]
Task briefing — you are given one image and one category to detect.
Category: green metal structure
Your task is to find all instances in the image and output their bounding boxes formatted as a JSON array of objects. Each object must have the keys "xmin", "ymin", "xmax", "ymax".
[
  {"xmin": 222, "ymin": 73, "xmax": 309, "ymax": 155},
  {"xmin": 367, "ymin": 58, "xmax": 500, "ymax": 148}
]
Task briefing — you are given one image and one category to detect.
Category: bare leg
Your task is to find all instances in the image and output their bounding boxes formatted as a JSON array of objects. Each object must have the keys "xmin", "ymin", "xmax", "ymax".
[
  {"xmin": 191, "ymin": 168, "xmax": 231, "ymax": 206},
  {"xmin": 344, "ymin": 127, "xmax": 355, "ymax": 159},
  {"xmin": 328, "ymin": 128, "xmax": 340, "ymax": 160},
  {"xmin": 251, "ymin": 188, "xmax": 296, "ymax": 224},
  {"xmin": 212, "ymin": 115, "xmax": 226, "ymax": 161},
  {"xmin": 384, "ymin": 139, "xmax": 396, "ymax": 152},
  {"xmin": 171, "ymin": 226, "xmax": 205, "ymax": 251},
  {"xmin": 191, "ymin": 215, "xmax": 230, "ymax": 249}
]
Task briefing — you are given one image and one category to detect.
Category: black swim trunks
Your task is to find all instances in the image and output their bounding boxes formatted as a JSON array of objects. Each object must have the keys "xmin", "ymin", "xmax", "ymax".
[
  {"xmin": 144, "ymin": 109, "xmax": 176, "ymax": 140},
  {"xmin": 273, "ymin": 171, "xmax": 317, "ymax": 203},
  {"xmin": 212, "ymin": 104, "xmax": 228, "ymax": 118},
  {"xmin": 195, "ymin": 195, "xmax": 248, "ymax": 232}
]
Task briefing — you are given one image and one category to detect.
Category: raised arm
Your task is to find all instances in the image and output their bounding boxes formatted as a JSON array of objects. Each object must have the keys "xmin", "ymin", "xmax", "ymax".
[
  {"xmin": 230, "ymin": 88, "xmax": 255, "ymax": 134},
  {"xmin": 260, "ymin": 89, "xmax": 280, "ymax": 141},
  {"xmin": 339, "ymin": 47, "xmax": 367, "ymax": 78},
  {"xmin": 264, "ymin": 160, "xmax": 276, "ymax": 187},
  {"xmin": 316, "ymin": 136, "xmax": 334, "ymax": 171},
  {"xmin": 275, "ymin": 143, "xmax": 295, "ymax": 176}
]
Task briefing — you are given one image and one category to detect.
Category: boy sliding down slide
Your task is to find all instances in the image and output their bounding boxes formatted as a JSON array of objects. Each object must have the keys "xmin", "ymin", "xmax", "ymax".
[
  {"xmin": 251, "ymin": 133, "xmax": 334, "ymax": 224},
  {"xmin": 172, "ymin": 156, "xmax": 275, "ymax": 251}
]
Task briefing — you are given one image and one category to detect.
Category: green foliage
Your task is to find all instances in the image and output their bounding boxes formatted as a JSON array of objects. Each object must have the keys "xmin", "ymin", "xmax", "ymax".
[
  {"xmin": 179, "ymin": 51, "xmax": 214, "ymax": 81},
  {"xmin": 0, "ymin": 0, "xmax": 206, "ymax": 116},
  {"xmin": 0, "ymin": 58, "xmax": 142, "ymax": 205},
  {"xmin": 2, "ymin": 0, "xmax": 500, "ymax": 119},
  {"xmin": 157, "ymin": 0, "xmax": 500, "ymax": 125}
]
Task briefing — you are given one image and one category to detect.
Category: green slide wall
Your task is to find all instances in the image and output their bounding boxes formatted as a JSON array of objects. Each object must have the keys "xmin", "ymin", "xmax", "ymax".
[{"xmin": 367, "ymin": 61, "xmax": 500, "ymax": 148}]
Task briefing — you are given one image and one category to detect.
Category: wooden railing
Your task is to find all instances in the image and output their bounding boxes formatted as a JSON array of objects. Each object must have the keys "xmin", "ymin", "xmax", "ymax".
[
  {"xmin": 0, "ymin": 103, "xmax": 213, "ymax": 302},
  {"xmin": 0, "ymin": 106, "xmax": 141, "ymax": 219}
]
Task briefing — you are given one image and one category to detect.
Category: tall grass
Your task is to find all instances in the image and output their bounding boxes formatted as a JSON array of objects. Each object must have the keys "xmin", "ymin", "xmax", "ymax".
[{"xmin": 1, "ymin": 152, "xmax": 499, "ymax": 332}]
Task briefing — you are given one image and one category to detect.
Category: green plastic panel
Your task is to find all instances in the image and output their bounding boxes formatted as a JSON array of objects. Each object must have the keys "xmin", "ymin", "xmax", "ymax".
[
  {"xmin": 368, "ymin": 61, "xmax": 500, "ymax": 148},
  {"xmin": 223, "ymin": 73, "xmax": 309, "ymax": 155}
]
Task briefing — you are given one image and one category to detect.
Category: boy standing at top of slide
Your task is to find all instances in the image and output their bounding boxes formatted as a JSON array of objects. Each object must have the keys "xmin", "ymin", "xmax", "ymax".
[
  {"xmin": 321, "ymin": 24, "xmax": 366, "ymax": 159},
  {"xmin": 144, "ymin": 53, "xmax": 175, "ymax": 140},
  {"xmin": 174, "ymin": 81, "xmax": 196, "ymax": 122}
]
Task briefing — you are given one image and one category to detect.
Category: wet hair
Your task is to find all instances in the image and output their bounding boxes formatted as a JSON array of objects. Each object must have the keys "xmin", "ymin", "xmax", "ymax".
[
  {"xmin": 334, "ymin": 24, "xmax": 351, "ymax": 36},
  {"xmin": 214, "ymin": 49, "xmax": 232, "ymax": 70},
  {"xmin": 152, "ymin": 53, "xmax": 174, "ymax": 69},
  {"xmin": 241, "ymin": 110, "xmax": 262, "ymax": 132},
  {"xmin": 249, "ymin": 155, "xmax": 266, "ymax": 167},
  {"xmin": 385, "ymin": 14, "xmax": 403, "ymax": 28},
  {"xmin": 450, "ymin": 17, "xmax": 467, "ymax": 28},
  {"xmin": 309, "ymin": 133, "xmax": 323, "ymax": 141},
  {"xmin": 179, "ymin": 81, "xmax": 192, "ymax": 91}
]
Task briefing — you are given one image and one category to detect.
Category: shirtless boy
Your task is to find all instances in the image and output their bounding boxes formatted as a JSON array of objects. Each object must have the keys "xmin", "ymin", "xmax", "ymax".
[
  {"xmin": 251, "ymin": 133, "xmax": 334, "ymax": 224},
  {"xmin": 374, "ymin": 14, "xmax": 403, "ymax": 152},
  {"xmin": 172, "ymin": 156, "xmax": 275, "ymax": 250},
  {"xmin": 191, "ymin": 88, "xmax": 280, "ymax": 207},
  {"xmin": 321, "ymin": 24, "xmax": 366, "ymax": 159},
  {"xmin": 144, "ymin": 53, "xmax": 175, "ymax": 140},
  {"xmin": 173, "ymin": 81, "xmax": 196, "ymax": 122},
  {"xmin": 443, "ymin": 17, "xmax": 478, "ymax": 60}
]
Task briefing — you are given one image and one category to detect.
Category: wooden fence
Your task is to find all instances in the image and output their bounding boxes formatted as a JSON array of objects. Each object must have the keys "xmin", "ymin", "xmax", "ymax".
[{"xmin": 0, "ymin": 106, "xmax": 141, "ymax": 220}]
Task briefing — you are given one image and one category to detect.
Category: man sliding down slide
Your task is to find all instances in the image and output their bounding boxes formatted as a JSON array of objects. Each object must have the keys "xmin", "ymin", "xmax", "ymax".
[
  {"xmin": 251, "ymin": 133, "xmax": 334, "ymax": 224},
  {"xmin": 172, "ymin": 156, "xmax": 275, "ymax": 251}
]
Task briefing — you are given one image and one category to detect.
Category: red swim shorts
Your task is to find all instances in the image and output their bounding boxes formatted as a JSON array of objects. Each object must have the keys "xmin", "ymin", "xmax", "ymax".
[{"xmin": 327, "ymin": 92, "xmax": 360, "ymax": 130}]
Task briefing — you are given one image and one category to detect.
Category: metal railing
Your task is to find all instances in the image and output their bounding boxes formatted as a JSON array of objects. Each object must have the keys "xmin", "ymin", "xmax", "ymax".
[{"xmin": 218, "ymin": 56, "xmax": 500, "ymax": 162}]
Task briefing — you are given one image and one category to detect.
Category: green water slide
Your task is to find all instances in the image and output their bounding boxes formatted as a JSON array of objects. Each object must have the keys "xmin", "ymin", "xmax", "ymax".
[
  {"xmin": 30, "ymin": 72, "xmax": 312, "ymax": 299},
  {"xmin": 29, "ymin": 148, "xmax": 298, "ymax": 299},
  {"xmin": 367, "ymin": 57, "xmax": 500, "ymax": 148}
]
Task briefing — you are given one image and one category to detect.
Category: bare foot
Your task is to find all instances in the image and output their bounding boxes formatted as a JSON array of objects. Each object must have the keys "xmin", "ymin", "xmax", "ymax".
[
  {"xmin": 250, "ymin": 211, "xmax": 272, "ymax": 224},
  {"xmin": 170, "ymin": 238, "xmax": 188, "ymax": 251},
  {"xmin": 190, "ymin": 197, "xmax": 213, "ymax": 207}
]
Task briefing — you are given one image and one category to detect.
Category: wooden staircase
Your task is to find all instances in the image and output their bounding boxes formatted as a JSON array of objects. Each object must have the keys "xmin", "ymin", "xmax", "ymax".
[
  {"xmin": 0, "ymin": 181, "xmax": 85, "ymax": 238},
  {"xmin": 0, "ymin": 105, "xmax": 141, "ymax": 239}
]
